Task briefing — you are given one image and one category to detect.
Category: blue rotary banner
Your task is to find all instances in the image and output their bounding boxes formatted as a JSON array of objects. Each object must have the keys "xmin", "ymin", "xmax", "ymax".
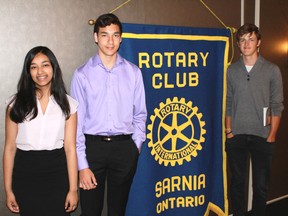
[{"xmin": 119, "ymin": 23, "xmax": 230, "ymax": 216}]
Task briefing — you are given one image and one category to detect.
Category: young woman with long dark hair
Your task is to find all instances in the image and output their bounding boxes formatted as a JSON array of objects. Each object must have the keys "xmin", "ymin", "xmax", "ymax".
[{"xmin": 3, "ymin": 46, "xmax": 78, "ymax": 216}]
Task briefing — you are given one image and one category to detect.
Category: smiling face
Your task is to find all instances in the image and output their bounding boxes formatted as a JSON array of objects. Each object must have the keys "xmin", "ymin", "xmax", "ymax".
[
  {"xmin": 30, "ymin": 52, "xmax": 53, "ymax": 91},
  {"xmin": 237, "ymin": 32, "xmax": 261, "ymax": 58},
  {"xmin": 94, "ymin": 24, "xmax": 122, "ymax": 58}
]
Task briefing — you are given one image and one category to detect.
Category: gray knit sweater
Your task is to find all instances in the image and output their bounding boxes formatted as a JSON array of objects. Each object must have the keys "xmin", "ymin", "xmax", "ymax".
[{"xmin": 226, "ymin": 55, "xmax": 284, "ymax": 138}]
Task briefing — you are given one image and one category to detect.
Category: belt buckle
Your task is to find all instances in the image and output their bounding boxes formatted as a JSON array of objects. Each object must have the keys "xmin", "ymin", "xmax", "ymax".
[{"xmin": 103, "ymin": 137, "xmax": 112, "ymax": 142}]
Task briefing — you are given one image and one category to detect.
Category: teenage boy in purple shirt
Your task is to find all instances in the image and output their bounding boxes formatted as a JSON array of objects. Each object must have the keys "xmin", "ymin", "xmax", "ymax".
[{"xmin": 70, "ymin": 13, "xmax": 147, "ymax": 216}]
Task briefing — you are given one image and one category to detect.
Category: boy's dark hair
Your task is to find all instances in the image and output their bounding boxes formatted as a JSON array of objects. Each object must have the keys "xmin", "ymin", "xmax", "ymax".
[
  {"xmin": 94, "ymin": 13, "xmax": 122, "ymax": 35},
  {"xmin": 236, "ymin": 23, "xmax": 261, "ymax": 41}
]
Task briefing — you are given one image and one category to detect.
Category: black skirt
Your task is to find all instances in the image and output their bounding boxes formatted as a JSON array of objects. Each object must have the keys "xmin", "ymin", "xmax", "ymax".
[{"xmin": 12, "ymin": 148, "xmax": 70, "ymax": 216}]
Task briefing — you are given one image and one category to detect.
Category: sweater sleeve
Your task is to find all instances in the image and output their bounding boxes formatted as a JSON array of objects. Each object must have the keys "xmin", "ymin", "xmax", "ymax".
[{"xmin": 270, "ymin": 64, "xmax": 284, "ymax": 116}]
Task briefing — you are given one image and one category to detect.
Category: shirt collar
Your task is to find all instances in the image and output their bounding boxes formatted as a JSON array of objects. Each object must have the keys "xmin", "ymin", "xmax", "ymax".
[{"xmin": 92, "ymin": 53, "xmax": 124, "ymax": 68}]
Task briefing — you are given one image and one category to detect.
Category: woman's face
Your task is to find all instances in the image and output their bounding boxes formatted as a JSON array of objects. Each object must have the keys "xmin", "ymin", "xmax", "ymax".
[{"xmin": 30, "ymin": 52, "xmax": 53, "ymax": 90}]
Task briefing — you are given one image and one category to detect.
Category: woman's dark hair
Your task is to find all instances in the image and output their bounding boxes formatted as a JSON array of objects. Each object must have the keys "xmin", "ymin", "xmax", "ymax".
[
  {"xmin": 10, "ymin": 46, "xmax": 70, "ymax": 123},
  {"xmin": 94, "ymin": 13, "xmax": 122, "ymax": 35},
  {"xmin": 236, "ymin": 23, "xmax": 261, "ymax": 42}
]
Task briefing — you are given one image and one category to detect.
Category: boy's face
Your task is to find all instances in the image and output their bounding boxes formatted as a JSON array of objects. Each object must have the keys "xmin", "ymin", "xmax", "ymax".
[
  {"xmin": 94, "ymin": 24, "xmax": 122, "ymax": 58},
  {"xmin": 237, "ymin": 32, "xmax": 261, "ymax": 57}
]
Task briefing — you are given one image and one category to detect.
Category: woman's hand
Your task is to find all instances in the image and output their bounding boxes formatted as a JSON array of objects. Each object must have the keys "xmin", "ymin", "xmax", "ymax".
[
  {"xmin": 6, "ymin": 191, "xmax": 20, "ymax": 213},
  {"xmin": 65, "ymin": 190, "xmax": 78, "ymax": 212}
]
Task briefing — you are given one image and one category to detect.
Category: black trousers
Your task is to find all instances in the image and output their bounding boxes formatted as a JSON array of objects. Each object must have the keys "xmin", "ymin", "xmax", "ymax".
[
  {"xmin": 225, "ymin": 135, "xmax": 275, "ymax": 216},
  {"xmin": 80, "ymin": 134, "xmax": 139, "ymax": 216}
]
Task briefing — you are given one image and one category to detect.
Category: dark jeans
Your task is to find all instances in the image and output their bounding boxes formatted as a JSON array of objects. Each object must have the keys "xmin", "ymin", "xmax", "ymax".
[
  {"xmin": 225, "ymin": 134, "xmax": 275, "ymax": 216},
  {"xmin": 80, "ymin": 135, "xmax": 139, "ymax": 216}
]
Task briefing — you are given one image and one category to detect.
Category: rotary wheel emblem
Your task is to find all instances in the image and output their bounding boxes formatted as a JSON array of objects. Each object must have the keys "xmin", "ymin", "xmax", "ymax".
[{"xmin": 147, "ymin": 97, "xmax": 206, "ymax": 166}]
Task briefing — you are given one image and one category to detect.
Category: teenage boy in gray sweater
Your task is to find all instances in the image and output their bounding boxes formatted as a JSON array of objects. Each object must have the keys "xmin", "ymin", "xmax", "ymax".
[{"xmin": 225, "ymin": 23, "xmax": 284, "ymax": 216}]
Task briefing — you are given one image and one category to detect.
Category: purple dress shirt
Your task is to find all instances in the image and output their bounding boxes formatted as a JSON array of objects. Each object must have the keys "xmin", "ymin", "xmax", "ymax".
[{"xmin": 70, "ymin": 53, "xmax": 147, "ymax": 170}]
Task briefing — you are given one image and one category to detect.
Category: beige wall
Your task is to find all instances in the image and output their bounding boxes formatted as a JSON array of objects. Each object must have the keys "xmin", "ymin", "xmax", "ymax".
[{"xmin": 0, "ymin": 0, "xmax": 287, "ymax": 215}]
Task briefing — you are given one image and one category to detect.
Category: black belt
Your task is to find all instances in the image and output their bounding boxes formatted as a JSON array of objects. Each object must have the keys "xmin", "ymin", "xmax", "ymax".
[{"xmin": 85, "ymin": 134, "xmax": 132, "ymax": 142}]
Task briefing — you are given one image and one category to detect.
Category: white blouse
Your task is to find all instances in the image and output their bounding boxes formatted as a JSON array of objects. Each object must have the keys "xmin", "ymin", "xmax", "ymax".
[{"xmin": 10, "ymin": 95, "xmax": 78, "ymax": 151}]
